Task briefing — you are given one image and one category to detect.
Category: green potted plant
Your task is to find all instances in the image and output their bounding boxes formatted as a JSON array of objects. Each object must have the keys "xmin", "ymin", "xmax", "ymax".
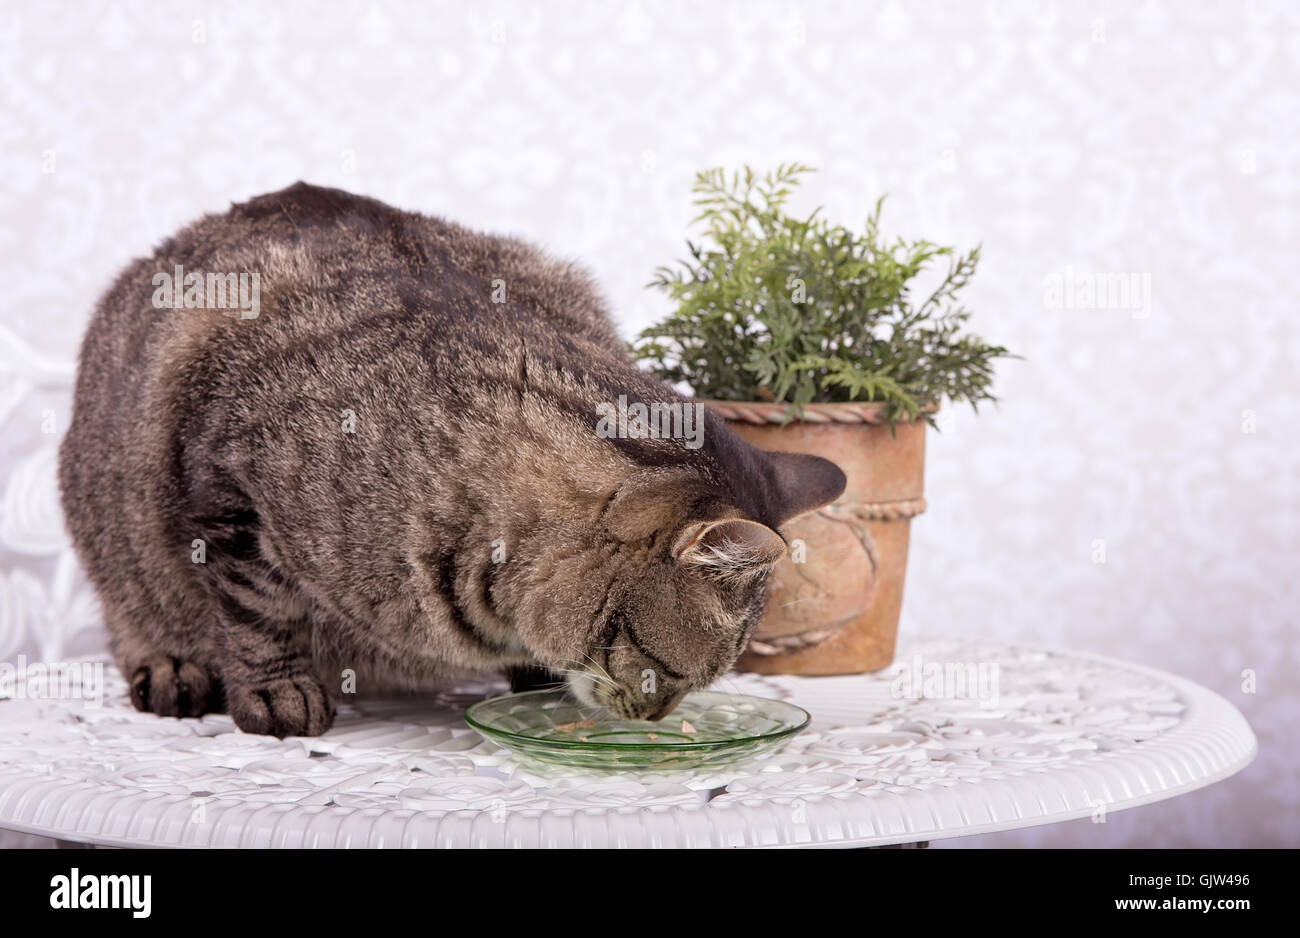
[{"xmin": 636, "ymin": 164, "xmax": 1012, "ymax": 675}]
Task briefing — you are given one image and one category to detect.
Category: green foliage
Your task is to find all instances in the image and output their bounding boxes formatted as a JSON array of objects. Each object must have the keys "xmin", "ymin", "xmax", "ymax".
[{"xmin": 635, "ymin": 164, "xmax": 1013, "ymax": 425}]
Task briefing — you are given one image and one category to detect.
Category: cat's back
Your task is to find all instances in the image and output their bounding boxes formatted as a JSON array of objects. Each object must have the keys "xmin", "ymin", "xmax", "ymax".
[
  {"xmin": 84, "ymin": 181, "xmax": 623, "ymax": 361},
  {"xmin": 67, "ymin": 182, "xmax": 629, "ymax": 450},
  {"xmin": 212, "ymin": 182, "xmax": 624, "ymax": 349}
]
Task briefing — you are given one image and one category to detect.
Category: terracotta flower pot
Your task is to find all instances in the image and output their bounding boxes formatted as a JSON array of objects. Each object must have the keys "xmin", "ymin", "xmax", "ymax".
[{"xmin": 704, "ymin": 400, "xmax": 928, "ymax": 675}]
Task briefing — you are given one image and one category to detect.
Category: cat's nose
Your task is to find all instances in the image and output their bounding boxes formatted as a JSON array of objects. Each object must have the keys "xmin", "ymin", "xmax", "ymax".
[{"xmin": 643, "ymin": 689, "xmax": 688, "ymax": 721}]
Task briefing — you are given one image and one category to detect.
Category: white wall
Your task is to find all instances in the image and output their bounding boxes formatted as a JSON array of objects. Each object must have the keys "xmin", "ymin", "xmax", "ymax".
[{"xmin": 0, "ymin": 0, "xmax": 1294, "ymax": 847}]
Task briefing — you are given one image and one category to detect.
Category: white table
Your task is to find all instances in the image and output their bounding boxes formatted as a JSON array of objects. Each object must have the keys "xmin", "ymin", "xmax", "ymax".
[{"xmin": 0, "ymin": 638, "xmax": 1256, "ymax": 848}]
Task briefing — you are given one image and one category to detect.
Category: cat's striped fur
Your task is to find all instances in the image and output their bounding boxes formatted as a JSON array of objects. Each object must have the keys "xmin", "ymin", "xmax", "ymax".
[{"xmin": 58, "ymin": 182, "xmax": 845, "ymax": 737}]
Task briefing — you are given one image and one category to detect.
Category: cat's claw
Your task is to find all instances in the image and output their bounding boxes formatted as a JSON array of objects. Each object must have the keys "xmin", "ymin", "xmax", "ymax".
[
  {"xmin": 228, "ymin": 674, "xmax": 335, "ymax": 738},
  {"xmin": 129, "ymin": 656, "xmax": 219, "ymax": 719}
]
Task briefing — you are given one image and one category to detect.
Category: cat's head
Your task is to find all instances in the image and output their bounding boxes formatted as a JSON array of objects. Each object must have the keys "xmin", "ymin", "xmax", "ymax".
[{"xmin": 522, "ymin": 445, "xmax": 846, "ymax": 720}]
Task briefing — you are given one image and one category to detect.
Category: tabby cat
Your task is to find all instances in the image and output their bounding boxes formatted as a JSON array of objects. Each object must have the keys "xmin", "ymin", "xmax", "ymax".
[{"xmin": 58, "ymin": 182, "xmax": 845, "ymax": 737}]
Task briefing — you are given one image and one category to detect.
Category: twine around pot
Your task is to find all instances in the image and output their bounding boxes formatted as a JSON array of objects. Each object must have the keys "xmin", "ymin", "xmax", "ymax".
[{"xmin": 704, "ymin": 400, "xmax": 894, "ymax": 425}]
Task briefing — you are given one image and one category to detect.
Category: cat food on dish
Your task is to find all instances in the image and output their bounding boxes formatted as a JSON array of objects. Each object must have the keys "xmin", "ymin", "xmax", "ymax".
[{"xmin": 465, "ymin": 688, "xmax": 810, "ymax": 770}]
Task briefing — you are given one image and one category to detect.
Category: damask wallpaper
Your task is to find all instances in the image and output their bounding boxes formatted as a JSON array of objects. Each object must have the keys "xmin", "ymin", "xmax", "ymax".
[{"xmin": 0, "ymin": 0, "xmax": 1294, "ymax": 847}]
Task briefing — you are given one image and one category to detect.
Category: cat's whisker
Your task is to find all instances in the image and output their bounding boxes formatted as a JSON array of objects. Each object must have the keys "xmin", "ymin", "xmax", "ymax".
[
  {"xmin": 556, "ymin": 663, "xmax": 611, "ymax": 684},
  {"xmin": 557, "ymin": 661, "xmax": 621, "ymax": 693},
  {"xmin": 581, "ymin": 650, "xmax": 620, "ymax": 682},
  {"xmin": 572, "ymin": 672, "xmax": 620, "ymax": 693}
]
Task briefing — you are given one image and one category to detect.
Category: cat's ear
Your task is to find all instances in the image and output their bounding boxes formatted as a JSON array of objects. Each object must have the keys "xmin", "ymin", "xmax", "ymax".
[
  {"xmin": 765, "ymin": 451, "xmax": 847, "ymax": 526},
  {"xmin": 603, "ymin": 469, "xmax": 698, "ymax": 543},
  {"xmin": 673, "ymin": 518, "xmax": 786, "ymax": 575}
]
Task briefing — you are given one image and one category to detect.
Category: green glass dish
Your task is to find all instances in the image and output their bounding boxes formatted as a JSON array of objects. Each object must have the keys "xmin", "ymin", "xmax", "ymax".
[{"xmin": 465, "ymin": 688, "xmax": 811, "ymax": 770}]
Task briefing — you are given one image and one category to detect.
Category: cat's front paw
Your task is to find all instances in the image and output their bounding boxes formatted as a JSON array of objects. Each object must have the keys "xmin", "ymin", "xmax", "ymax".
[
  {"xmin": 228, "ymin": 674, "xmax": 336, "ymax": 737},
  {"xmin": 129, "ymin": 657, "xmax": 220, "ymax": 718}
]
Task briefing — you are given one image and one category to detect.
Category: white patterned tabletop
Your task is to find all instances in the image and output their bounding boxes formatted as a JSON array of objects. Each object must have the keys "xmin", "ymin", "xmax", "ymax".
[{"xmin": 0, "ymin": 637, "xmax": 1256, "ymax": 848}]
